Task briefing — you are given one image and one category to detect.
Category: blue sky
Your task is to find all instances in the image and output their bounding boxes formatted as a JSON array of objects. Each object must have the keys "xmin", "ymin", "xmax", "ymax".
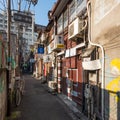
[
  {"xmin": 0, "ymin": 0, "xmax": 57, "ymax": 26},
  {"xmin": 33, "ymin": 0, "xmax": 57, "ymax": 26}
]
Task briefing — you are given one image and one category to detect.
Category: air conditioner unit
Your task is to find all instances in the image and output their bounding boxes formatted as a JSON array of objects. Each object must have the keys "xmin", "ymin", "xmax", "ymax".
[
  {"xmin": 68, "ymin": 17, "xmax": 83, "ymax": 40},
  {"xmin": 52, "ymin": 35, "xmax": 64, "ymax": 51}
]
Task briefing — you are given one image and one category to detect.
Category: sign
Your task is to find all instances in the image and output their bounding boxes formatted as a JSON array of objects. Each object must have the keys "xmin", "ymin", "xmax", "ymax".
[
  {"xmin": 38, "ymin": 44, "xmax": 44, "ymax": 54},
  {"xmin": 82, "ymin": 59, "xmax": 101, "ymax": 70},
  {"xmin": 57, "ymin": 44, "xmax": 64, "ymax": 48},
  {"xmin": 13, "ymin": 13, "xmax": 32, "ymax": 24},
  {"xmin": 30, "ymin": 58, "xmax": 35, "ymax": 63},
  {"xmin": 65, "ymin": 48, "xmax": 76, "ymax": 58},
  {"xmin": 43, "ymin": 55, "xmax": 52, "ymax": 63}
]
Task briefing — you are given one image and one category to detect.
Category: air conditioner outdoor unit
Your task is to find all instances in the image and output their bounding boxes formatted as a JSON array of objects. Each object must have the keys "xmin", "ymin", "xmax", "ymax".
[
  {"xmin": 68, "ymin": 17, "xmax": 83, "ymax": 40},
  {"xmin": 52, "ymin": 35, "xmax": 64, "ymax": 51}
]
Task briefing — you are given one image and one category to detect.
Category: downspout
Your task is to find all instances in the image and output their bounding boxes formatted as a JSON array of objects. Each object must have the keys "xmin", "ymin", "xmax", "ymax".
[{"xmin": 87, "ymin": 1, "xmax": 105, "ymax": 120}]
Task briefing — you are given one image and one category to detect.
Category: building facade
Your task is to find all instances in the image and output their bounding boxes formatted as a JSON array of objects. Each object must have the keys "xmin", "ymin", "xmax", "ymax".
[
  {"xmin": 42, "ymin": 0, "xmax": 87, "ymax": 116},
  {"xmin": 0, "ymin": 11, "xmax": 38, "ymax": 57},
  {"xmin": 38, "ymin": 0, "xmax": 120, "ymax": 120}
]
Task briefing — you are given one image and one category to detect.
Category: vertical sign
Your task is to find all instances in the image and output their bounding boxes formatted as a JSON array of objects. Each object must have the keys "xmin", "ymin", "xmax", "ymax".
[{"xmin": 38, "ymin": 44, "xmax": 44, "ymax": 54}]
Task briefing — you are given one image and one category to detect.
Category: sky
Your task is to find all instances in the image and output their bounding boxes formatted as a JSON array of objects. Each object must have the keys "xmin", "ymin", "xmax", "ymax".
[
  {"xmin": 0, "ymin": 0, "xmax": 57, "ymax": 26},
  {"xmin": 33, "ymin": 0, "xmax": 57, "ymax": 26}
]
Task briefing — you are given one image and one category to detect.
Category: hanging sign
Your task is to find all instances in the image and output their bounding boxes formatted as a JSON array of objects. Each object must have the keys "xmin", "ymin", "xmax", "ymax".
[
  {"xmin": 38, "ymin": 44, "xmax": 44, "ymax": 54},
  {"xmin": 82, "ymin": 59, "xmax": 101, "ymax": 70}
]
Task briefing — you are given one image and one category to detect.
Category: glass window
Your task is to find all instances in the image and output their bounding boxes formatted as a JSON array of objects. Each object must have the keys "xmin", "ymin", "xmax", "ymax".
[
  {"xmin": 63, "ymin": 9, "xmax": 68, "ymax": 29},
  {"xmin": 57, "ymin": 14, "xmax": 63, "ymax": 34},
  {"xmin": 69, "ymin": 2, "xmax": 75, "ymax": 16},
  {"xmin": 0, "ymin": 19, "xmax": 3, "ymax": 23},
  {"xmin": 77, "ymin": 0, "xmax": 83, "ymax": 7},
  {"xmin": 69, "ymin": 0, "xmax": 76, "ymax": 22},
  {"xmin": 0, "ymin": 25, "xmax": 3, "ymax": 28}
]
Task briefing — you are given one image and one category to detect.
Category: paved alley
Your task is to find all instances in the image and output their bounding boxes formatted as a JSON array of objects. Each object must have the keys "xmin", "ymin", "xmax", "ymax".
[{"xmin": 14, "ymin": 75, "xmax": 76, "ymax": 120}]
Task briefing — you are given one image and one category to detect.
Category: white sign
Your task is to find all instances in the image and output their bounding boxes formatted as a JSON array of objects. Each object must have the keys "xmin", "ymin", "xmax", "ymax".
[
  {"xmin": 48, "ymin": 45, "xmax": 52, "ymax": 54},
  {"xmin": 65, "ymin": 49, "xmax": 70, "ymax": 58},
  {"xmin": 43, "ymin": 55, "xmax": 52, "ymax": 63},
  {"xmin": 30, "ymin": 58, "xmax": 35, "ymax": 63},
  {"xmin": 65, "ymin": 48, "xmax": 76, "ymax": 58},
  {"xmin": 82, "ymin": 59, "xmax": 101, "ymax": 70}
]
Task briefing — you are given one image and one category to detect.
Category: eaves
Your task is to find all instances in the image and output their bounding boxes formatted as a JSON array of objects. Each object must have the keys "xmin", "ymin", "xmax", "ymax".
[{"xmin": 52, "ymin": 0, "xmax": 70, "ymax": 17}]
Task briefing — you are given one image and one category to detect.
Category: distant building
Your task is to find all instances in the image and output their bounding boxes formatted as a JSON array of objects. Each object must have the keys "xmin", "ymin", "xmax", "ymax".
[{"xmin": 0, "ymin": 11, "xmax": 38, "ymax": 54}]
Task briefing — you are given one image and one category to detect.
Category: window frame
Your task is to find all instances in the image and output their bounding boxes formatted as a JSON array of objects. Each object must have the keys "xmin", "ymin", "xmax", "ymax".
[
  {"xmin": 63, "ymin": 9, "xmax": 68, "ymax": 29},
  {"xmin": 69, "ymin": 0, "xmax": 76, "ymax": 23},
  {"xmin": 57, "ymin": 14, "xmax": 63, "ymax": 34}
]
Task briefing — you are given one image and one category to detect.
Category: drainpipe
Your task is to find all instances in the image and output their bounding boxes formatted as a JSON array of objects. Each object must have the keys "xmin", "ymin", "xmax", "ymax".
[{"xmin": 87, "ymin": 1, "xmax": 105, "ymax": 120}]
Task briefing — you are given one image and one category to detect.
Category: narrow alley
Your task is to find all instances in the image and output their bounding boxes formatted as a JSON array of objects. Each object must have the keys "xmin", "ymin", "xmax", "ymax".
[{"xmin": 12, "ymin": 75, "xmax": 77, "ymax": 120}]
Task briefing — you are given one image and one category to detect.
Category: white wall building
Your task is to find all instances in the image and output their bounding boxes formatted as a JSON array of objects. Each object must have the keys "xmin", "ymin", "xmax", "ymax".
[{"xmin": 0, "ymin": 11, "xmax": 38, "ymax": 55}]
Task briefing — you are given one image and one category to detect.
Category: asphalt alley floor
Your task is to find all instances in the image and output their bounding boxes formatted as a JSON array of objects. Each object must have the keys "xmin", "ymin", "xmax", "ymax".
[{"xmin": 10, "ymin": 75, "xmax": 79, "ymax": 120}]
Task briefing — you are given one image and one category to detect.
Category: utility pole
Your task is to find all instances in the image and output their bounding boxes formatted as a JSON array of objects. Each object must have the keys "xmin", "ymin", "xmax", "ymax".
[{"xmin": 7, "ymin": 0, "xmax": 11, "ymax": 116}]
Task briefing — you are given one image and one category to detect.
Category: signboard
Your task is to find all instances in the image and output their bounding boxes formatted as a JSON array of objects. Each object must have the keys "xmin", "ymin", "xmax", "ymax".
[
  {"xmin": 65, "ymin": 48, "xmax": 76, "ymax": 58},
  {"xmin": 43, "ymin": 55, "xmax": 52, "ymax": 63},
  {"xmin": 13, "ymin": 13, "xmax": 32, "ymax": 24},
  {"xmin": 82, "ymin": 59, "xmax": 101, "ymax": 70},
  {"xmin": 38, "ymin": 44, "xmax": 44, "ymax": 54}
]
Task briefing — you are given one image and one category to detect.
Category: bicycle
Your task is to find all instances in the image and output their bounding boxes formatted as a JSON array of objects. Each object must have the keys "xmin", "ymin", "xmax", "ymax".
[{"xmin": 13, "ymin": 75, "xmax": 25, "ymax": 106}]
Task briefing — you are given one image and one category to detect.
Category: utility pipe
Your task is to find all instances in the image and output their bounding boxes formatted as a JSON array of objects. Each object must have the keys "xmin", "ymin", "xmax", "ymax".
[{"xmin": 87, "ymin": 1, "xmax": 105, "ymax": 119}]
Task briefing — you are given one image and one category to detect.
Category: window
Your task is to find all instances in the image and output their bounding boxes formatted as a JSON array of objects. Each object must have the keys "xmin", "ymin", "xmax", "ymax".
[
  {"xmin": 63, "ymin": 9, "xmax": 68, "ymax": 29},
  {"xmin": 69, "ymin": 0, "xmax": 76, "ymax": 22},
  {"xmin": 77, "ymin": 0, "xmax": 83, "ymax": 7},
  {"xmin": 57, "ymin": 14, "xmax": 63, "ymax": 34},
  {"xmin": 0, "ymin": 20, "xmax": 3, "ymax": 23},
  {"xmin": 69, "ymin": 2, "xmax": 75, "ymax": 15},
  {"xmin": 0, "ymin": 25, "xmax": 3, "ymax": 28}
]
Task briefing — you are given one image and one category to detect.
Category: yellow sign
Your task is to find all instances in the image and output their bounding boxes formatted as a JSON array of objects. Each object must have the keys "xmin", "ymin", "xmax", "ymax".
[{"xmin": 57, "ymin": 44, "xmax": 64, "ymax": 48}]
